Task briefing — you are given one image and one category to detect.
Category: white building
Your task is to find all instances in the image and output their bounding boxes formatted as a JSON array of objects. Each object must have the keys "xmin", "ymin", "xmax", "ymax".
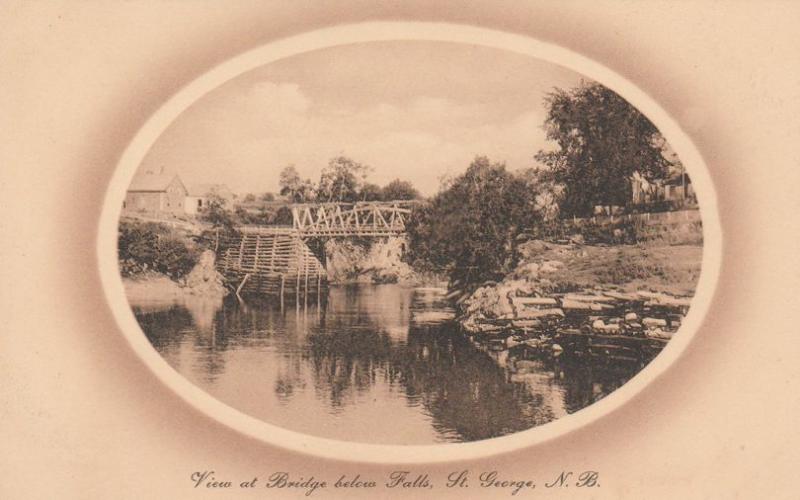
[{"xmin": 184, "ymin": 184, "xmax": 235, "ymax": 215}]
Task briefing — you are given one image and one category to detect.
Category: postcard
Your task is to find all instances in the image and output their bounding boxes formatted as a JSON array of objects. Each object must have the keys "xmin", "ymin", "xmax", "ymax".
[{"xmin": 2, "ymin": 2, "xmax": 798, "ymax": 498}]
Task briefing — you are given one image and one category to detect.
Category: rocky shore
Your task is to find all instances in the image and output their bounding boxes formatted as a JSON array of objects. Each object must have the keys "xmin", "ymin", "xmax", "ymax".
[{"xmin": 453, "ymin": 239, "xmax": 701, "ymax": 355}]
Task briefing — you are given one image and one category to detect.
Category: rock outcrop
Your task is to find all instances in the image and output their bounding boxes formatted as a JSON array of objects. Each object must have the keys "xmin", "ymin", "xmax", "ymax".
[
  {"xmin": 123, "ymin": 249, "xmax": 228, "ymax": 305},
  {"xmin": 456, "ymin": 239, "xmax": 695, "ymax": 338},
  {"xmin": 182, "ymin": 249, "xmax": 228, "ymax": 296},
  {"xmin": 324, "ymin": 237, "xmax": 416, "ymax": 284}
]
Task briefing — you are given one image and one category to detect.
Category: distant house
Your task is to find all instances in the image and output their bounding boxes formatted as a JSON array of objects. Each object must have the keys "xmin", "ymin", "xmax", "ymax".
[
  {"xmin": 123, "ymin": 173, "xmax": 188, "ymax": 216},
  {"xmin": 184, "ymin": 184, "xmax": 235, "ymax": 215},
  {"xmin": 663, "ymin": 172, "xmax": 695, "ymax": 202},
  {"xmin": 630, "ymin": 170, "xmax": 695, "ymax": 207}
]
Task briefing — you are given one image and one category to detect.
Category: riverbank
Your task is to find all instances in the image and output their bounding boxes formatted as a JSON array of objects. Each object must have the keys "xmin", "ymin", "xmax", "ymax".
[
  {"xmin": 123, "ymin": 249, "xmax": 228, "ymax": 309},
  {"xmin": 455, "ymin": 239, "xmax": 702, "ymax": 345},
  {"xmin": 514, "ymin": 239, "xmax": 702, "ymax": 296}
]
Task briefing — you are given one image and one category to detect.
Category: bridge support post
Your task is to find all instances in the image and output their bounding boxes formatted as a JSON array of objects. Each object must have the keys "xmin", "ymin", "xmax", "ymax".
[
  {"xmin": 280, "ymin": 275, "xmax": 285, "ymax": 310},
  {"xmin": 296, "ymin": 252, "xmax": 301, "ymax": 305},
  {"xmin": 304, "ymin": 256, "xmax": 309, "ymax": 307}
]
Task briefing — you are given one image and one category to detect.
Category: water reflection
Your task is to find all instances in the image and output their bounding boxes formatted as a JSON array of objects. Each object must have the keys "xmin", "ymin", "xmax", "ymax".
[{"xmin": 131, "ymin": 284, "xmax": 637, "ymax": 444}]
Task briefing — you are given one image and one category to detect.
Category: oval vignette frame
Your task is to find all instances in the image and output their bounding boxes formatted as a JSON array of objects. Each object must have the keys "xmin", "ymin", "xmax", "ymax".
[{"xmin": 97, "ymin": 22, "xmax": 722, "ymax": 464}]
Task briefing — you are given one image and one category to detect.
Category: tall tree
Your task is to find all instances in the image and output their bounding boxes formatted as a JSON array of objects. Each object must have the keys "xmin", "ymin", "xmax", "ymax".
[
  {"xmin": 278, "ymin": 164, "xmax": 315, "ymax": 203},
  {"xmin": 317, "ymin": 156, "xmax": 372, "ymax": 202},
  {"xmin": 405, "ymin": 156, "xmax": 541, "ymax": 285},
  {"xmin": 382, "ymin": 179, "xmax": 420, "ymax": 201},
  {"xmin": 535, "ymin": 81, "xmax": 672, "ymax": 217}
]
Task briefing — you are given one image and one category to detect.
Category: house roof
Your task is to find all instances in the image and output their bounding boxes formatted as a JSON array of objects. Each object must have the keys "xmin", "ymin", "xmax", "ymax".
[{"xmin": 129, "ymin": 173, "xmax": 183, "ymax": 192}]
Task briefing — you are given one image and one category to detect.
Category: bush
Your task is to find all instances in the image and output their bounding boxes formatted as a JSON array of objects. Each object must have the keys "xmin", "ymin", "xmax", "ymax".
[
  {"xmin": 118, "ymin": 220, "xmax": 198, "ymax": 279},
  {"xmin": 404, "ymin": 156, "xmax": 542, "ymax": 286}
]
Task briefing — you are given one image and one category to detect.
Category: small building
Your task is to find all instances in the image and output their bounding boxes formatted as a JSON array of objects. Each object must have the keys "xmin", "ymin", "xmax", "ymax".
[
  {"xmin": 663, "ymin": 172, "xmax": 695, "ymax": 202},
  {"xmin": 185, "ymin": 184, "xmax": 235, "ymax": 215},
  {"xmin": 630, "ymin": 170, "xmax": 696, "ymax": 207},
  {"xmin": 123, "ymin": 173, "xmax": 188, "ymax": 216}
]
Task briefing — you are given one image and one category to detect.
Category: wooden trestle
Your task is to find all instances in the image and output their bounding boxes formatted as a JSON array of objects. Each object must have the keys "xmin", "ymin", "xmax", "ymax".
[
  {"xmin": 217, "ymin": 201, "xmax": 415, "ymax": 300},
  {"xmin": 217, "ymin": 227, "xmax": 326, "ymax": 300}
]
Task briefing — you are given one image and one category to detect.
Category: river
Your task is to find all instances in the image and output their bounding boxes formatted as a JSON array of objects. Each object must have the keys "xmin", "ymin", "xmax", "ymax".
[{"xmin": 132, "ymin": 284, "xmax": 637, "ymax": 444}]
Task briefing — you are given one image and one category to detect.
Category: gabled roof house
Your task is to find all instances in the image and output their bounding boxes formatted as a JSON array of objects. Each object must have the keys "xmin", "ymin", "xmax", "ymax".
[{"xmin": 123, "ymin": 173, "xmax": 188, "ymax": 215}]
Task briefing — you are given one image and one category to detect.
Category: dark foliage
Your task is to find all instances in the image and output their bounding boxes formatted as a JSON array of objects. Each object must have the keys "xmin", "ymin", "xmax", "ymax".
[
  {"xmin": 382, "ymin": 179, "xmax": 420, "ymax": 201},
  {"xmin": 359, "ymin": 182, "xmax": 384, "ymax": 201},
  {"xmin": 404, "ymin": 156, "xmax": 541, "ymax": 286},
  {"xmin": 536, "ymin": 81, "xmax": 672, "ymax": 217},
  {"xmin": 118, "ymin": 221, "xmax": 197, "ymax": 279},
  {"xmin": 197, "ymin": 194, "xmax": 240, "ymax": 254},
  {"xmin": 272, "ymin": 206, "xmax": 294, "ymax": 225},
  {"xmin": 199, "ymin": 194, "xmax": 237, "ymax": 232}
]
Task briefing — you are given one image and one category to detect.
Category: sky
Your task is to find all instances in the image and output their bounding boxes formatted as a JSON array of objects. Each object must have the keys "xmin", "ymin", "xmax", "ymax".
[{"xmin": 136, "ymin": 41, "xmax": 589, "ymax": 196}]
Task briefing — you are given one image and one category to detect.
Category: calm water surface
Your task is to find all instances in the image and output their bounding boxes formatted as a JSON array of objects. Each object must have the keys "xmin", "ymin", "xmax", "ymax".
[{"xmin": 133, "ymin": 284, "xmax": 636, "ymax": 444}]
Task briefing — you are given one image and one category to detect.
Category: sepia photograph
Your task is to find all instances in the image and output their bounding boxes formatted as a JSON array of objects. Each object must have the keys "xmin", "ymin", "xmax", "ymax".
[
  {"xmin": 117, "ymin": 40, "xmax": 704, "ymax": 445},
  {"xmin": 5, "ymin": 1, "xmax": 800, "ymax": 498}
]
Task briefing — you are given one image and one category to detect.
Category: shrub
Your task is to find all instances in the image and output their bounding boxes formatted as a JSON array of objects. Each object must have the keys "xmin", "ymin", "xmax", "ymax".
[
  {"xmin": 404, "ymin": 156, "xmax": 542, "ymax": 286},
  {"xmin": 118, "ymin": 220, "xmax": 197, "ymax": 279}
]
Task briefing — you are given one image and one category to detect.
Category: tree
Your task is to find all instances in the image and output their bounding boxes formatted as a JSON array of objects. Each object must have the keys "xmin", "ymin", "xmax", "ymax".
[
  {"xmin": 279, "ymin": 164, "xmax": 315, "ymax": 203},
  {"xmin": 243, "ymin": 193, "xmax": 256, "ymax": 203},
  {"xmin": 516, "ymin": 167, "xmax": 562, "ymax": 222},
  {"xmin": 199, "ymin": 193, "xmax": 238, "ymax": 252},
  {"xmin": 405, "ymin": 156, "xmax": 541, "ymax": 286},
  {"xmin": 535, "ymin": 81, "xmax": 672, "ymax": 217},
  {"xmin": 382, "ymin": 179, "xmax": 420, "ymax": 201},
  {"xmin": 200, "ymin": 193, "xmax": 236, "ymax": 230},
  {"xmin": 317, "ymin": 156, "xmax": 372, "ymax": 202},
  {"xmin": 359, "ymin": 182, "xmax": 383, "ymax": 201}
]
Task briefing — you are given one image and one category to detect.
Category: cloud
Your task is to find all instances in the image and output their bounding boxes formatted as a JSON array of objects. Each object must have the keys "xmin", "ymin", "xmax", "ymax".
[
  {"xmin": 142, "ymin": 81, "xmax": 554, "ymax": 196},
  {"xmin": 246, "ymin": 81, "xmax": 310, "ymax": 114}
]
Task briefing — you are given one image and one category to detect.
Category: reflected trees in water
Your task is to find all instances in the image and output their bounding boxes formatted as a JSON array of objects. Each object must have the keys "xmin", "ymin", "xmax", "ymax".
[{"xmin": 134, "ymin": 285, "xmax": 638, "ymax": 443}]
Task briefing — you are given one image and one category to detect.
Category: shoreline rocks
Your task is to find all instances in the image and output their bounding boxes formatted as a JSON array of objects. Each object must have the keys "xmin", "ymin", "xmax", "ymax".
[{"xmin": 454, "ymin": 240, "xmax": 695, "ymax": 342}]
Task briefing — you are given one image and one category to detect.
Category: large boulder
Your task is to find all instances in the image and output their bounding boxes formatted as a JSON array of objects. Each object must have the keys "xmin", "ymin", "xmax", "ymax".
[
  {"xmin": 324, "ymin": 239, "xmax": 368, "ymax": 282},
  {"xmin": 183, "ymin": 250, "xmax": 227, "ymax": 296}
]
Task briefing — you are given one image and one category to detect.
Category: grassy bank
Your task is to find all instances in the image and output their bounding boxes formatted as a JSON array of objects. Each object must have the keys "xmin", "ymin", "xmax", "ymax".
[
  {"xmin": 539, "ymin": 211, "xmax": 703, "ymax": 246},
  {"xmin": 516, "ymin": 240, "xmax": 702, "ymax": 296}
]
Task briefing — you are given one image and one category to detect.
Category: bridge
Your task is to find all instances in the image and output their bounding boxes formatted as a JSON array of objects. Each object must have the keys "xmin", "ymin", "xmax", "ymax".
[
  {"xmin": 218, "ymin": 201, "xmax": 418, "ymax": 300},
  {"xmin": 291, "ymin": 201, "xmax": 415, "ymax": 237}
]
